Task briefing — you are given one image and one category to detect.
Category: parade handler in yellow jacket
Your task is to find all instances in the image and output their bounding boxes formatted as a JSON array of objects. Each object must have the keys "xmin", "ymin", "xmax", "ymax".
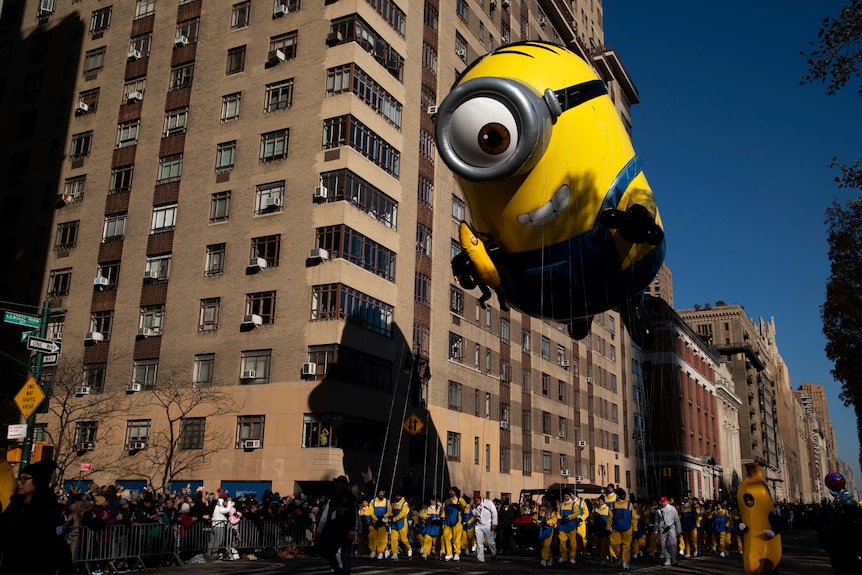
[
  {"xmin": 608, "ymin": 488, "xmax": 637, "ymax": 571},
  {"xmin": 388, "ymin": 492, "xmax": 411, "ymax": 560},
  {"xmin": 556, "ymin": 489, "xmax": 588, "ymax": 563}
]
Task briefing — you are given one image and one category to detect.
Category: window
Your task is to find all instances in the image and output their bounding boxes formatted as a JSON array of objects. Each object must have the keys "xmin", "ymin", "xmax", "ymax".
[
  {"xmin": 140, "ymin": 306, "xmax": 164, "ymax": 335},
  {"xmin": 558, "ymin": 379, "xmax": 566, "ymax": 402},
  {"xmin": 541, "ymin": 373, "xmax": 550, "ymax": 396},
  {"xmin": 522, "ymin": 329, "xmax": 531, "ymax": 354},
  {"xmin": 310, "ymin": 283, "xmax": 393, "ymax": 337},
  {"xmin": 542, "ymin": 450, "xmax": 552, "ymax": 474},
  {"xmin": 145, "ymin": 254, "xmax": 171, "ymax": 281},
  {"xmin": 265, "ymin": 79, "xmax": 295, "ymax": 112},
  {"xmin": 78, "ymin": 88, "xmax": 100, "ymax": 114},
  {"xmin": 124, "ymin": 77, "xmax": 146, "ymax": 101},
  {"xmin": 83, "ymin": 363, "xmax": 106, "ymax": 393},
  {"xmin": 231, "ymin": 1, "xmax": 251, "ymax": 29},
  {"xmin": 199, "ymin": 298, "xmax": 220, "ymax": 331},
  {"xmin": 116, "ymin": 120, "xmax": 140, "ymax": 148},
  {"xmin": 269, "ymin": 31, "xmax": 298, "ymax": 60},
  {"xmin": 260, "ymin": 129, "xmax": 289, "ymax": 162},
  {"xmin": 63, "ymin": 176, "xmax": 86, "ymax": 203},
  {"xmin": 74, "ymin": 422, "xmax": 98, "ymax": 448},
  {"xmin": 132, "ymin": 360, "xmax": 158, "ymax": 390},
  {"xmin": 55, "ymin": 221, "xmax": 79, "ymax": 251},
  {"xmin": 326, "ymin": 65, "xmax": 402, "ymax": 129},
  {"xmin": 164, "ymin": 107, "xmax": 188, "ymax": 136},
  {"xmin": 157, "ymin": 155, "xmax": 183, "ymax": 183},
  {"xmin": 456, "ymin": 0, "xmax": 468, "ymax": 21},
  {"xmin": 194, "ymin": 354, "xmax": 215, "ymax": 386},
  {"xmin": 322, "ymin": 115, "xmax": 400, "ymax": 177},
  {"xmin": 83, "ymin": 47, "xmax": 106, "ymax": 74},
  {"xmin": 455, "ymin": 33, "xmax": 468, "ymax": 62},
  {"xmin": 210, "ymin": 192, "xmax": 231, "ymax": 223},
  {"xmin": 216, "ymin": 141, "xmax": 236, "ymax": 172},
  {"xmin": 255, "ymin": 181, "xmax": 284, "ymax": 213},
  {"xmin": 501, "ymin": 318, "xmax": 509, "ymax": 343},
  {"xmin": 169, "ymin": 63, "xmax": 194, "ymax": 91},
  {"xmin": 226, "ymin": 45, "xmax": 246, "ymax": 75},
  {"xmin": 110, "ymin": 166, "xmax": 133, "ymax": 194},
  {"xmin": 251, "ymin": 235, "xmax": 281, "ymax": 267},
  {"xmin": 90, "ymin": 311, "xmax": 112, "ymax": 340},
  {"xmin": 447, "ymin": 431, "xmax": 461, "ymax": 461},
  {"xmin": 451, "ymin": 195, "xmax": 465, "ymax": 222},
  {"xmin": 523, "ymin": 369, "xmax": 531, "ymax": 392},
  {"xmin": 126, "ymin": 420, "xmax": 151, "ymax": 451},
  {"xmin": 422, "ymin": 42, "xmax": 437, "ymax": 75},
  {"xmin": 134, "ymin": 0, "xmax": 156, "ymax": 19},
  {"xmin": 246, "ymin": 291, "xmax": 276, "ymax": 324},
  {"xmin": 241, "ymin": 350, "xmax": 272, "ymax": 384},
  {"xmin": 176, "ymin": 18, "xmax": 200, "ymax": 43},
  {"xmin": 103, "ymin": 213, "xmax": 126, "ymax": 241},
  {"xmin": 474, "ymin": 437, "xmax": 480, "ymax": 465},
  {"xmin": 221, "ymin": 92, "xmax": 241, "ymax": 122},
  {"xmin": 46, "ymin": 316, "xmax": 65, "ymax": 341},
  {"xmin": 130, "ymin": 34, "xmax": 152, "ymax": 57},
  {"xmin": 205, "ymin": 243, "xmax": 226, "ymax": 276},
  {"xmin": 151, "ymin": 204, "xmax": 177, "ymax": 233},
  {"xmin": 415, "ymin": 273, "xmax": 430, "ymax": 305},
  {"xmin": 448, "ymin": 381, "xmax": 461, "ymax": 410},
  {"xmin": 419, "ymin": 130, "xmax": 435, "ymax": 161},
  {"xmin": 541, "ymin": 336, "xmax": 550, "ymax": 359},
  {"xmin": 237, "ymin": 415, "xmax": 265, "ymax": 447},
  {"xmin": 90, "ymin": 6, "xmax": 112, "ymax": 34},
  {"xmin": 450, "ymin": 285, "xmax": 464, "ymax": 314},
  {"xmin": 449, "ymin": 332, "xmax": 463, "ymax": 361},
  {"xmin": 416, "ymin": 223, "xmax": 432, "ymax": 256},
  {"xmin": 48, "ymin": 268, "xmax": 72, "ymax": 296},
  {"xmin": 179, "ymin": 417, "xmax": 205, "ymax": 449},
  {"xmin": 523, "ymin": 451, "xmax": 532, "ymax": 474},
  {"xmin": 70, "ymin": 131, "xmax": 93, "ymax": 158},
  {"xmin": 418, "ymin": 176, "xmax": 433, "ymax": 208}
]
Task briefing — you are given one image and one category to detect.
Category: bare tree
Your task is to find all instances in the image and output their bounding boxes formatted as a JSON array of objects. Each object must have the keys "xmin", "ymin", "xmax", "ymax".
[
  {"xmin": 40, "ymin": 351, "xmax": 127, "ymax": 486},
  {"xmin": 124, "ymin": 367, "xmax": 237, "ymax": 491}
]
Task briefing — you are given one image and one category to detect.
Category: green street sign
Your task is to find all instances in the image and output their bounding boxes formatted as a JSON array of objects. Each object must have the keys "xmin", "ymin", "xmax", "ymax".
[
  {"xmin": 4, "ymin": 311, "xmax": 41, "ymax": 329},
  {"xmin": 20, "ymin": 329, "xmax": 38, "ymax": 343}
]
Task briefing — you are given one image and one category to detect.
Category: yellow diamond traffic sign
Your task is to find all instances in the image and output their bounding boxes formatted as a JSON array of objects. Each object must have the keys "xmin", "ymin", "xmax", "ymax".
[
  {"xmin": 14, "ymin": 376, "xmax": 45, "ymax": 420},
  {"xmin": 403, "ymin": 413, "xmax": 424, "ymax": 436}
]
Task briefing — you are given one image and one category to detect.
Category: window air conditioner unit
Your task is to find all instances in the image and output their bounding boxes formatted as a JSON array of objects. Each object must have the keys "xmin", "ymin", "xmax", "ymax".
[
  {"xmin": 313, "ymin": 185, "xmax": 328, "ymax": 200},
  {"xmin": 577, "ymin": 440, "xmax": 587, "ymax": 448},
  {"xmin": 248, "ymin": 257, "xmax": 267, "ymax": 270},
  {"xmin": 127, "ymin": 48, "xmax": 142, "ymax": 61},
  {"xmin": 241, "ymin": 314, "xmax": 263, "ymax": 327},
  {"xmin": 243, "ymin": 439, "xmax": 261, "ymax": 449},
  {"xmin": 174, "ymin": 34, "xmax": 189, "ymax": 47},
  {"xmin": 456, "ymin": 48, "xmax": 466, "ymax": 58},
  {"xmin": 586, "ymin": 377, "xmax": 593, "ymax": 383},
  {"xmin": 143, "ymin": 270, "xmax": 160, "ymax": 281},
  {"xmin": 326, "ymin": 31, "xmax": 344, "ymax": 46},
  {"xmin": 75, "ymin": 386, "xmax": 91, "ymax": 396},
  {"xmin": 560, "ymin": 469, "xmax": 570, "ymax": 477},
  {"xmin": 502, "ymin": 0, "xmax": 511, "ymax": 8},
  {"xmin": 264, "ymin": 196, "xmax": 282, "ymax": 209},
  {"xmin": 427, "ymin": 105, "xmax": 438, "ymax": 116},
  {"xmin": 301, "ymin": 362, "xmax": 317, "ymax": 376},
  {"xmin": 126, "ymin": 382, "xmax": 142, "ymax": 393},
  {"xmin": 75, "ymin": 101, "xmax": 89, "ymax": 115},
  {"xmin": 84, "ymin": 332, "xmax": 104, "ymax": 343},
  {"xmin": 129, "ymin": 441, "xmax": 146, "ymax": 450},
  {"xmin": 78, "ymin": 441, "xmax": 94, "ymax": 451},
  {"xmin": 560, "ymin": 360, "xmax": 570, "ymax": 367},
  {"xmin": 273, "ymin": 4, "xmax": 289, "ymax": 17},
  {"xmin": 241, "ymin": 370, "xmax": 257, "ymax": 380},
  {"xmin": 137, "ymin": 327, "xmax": 155, "ymax": 338},
  {"xmin": 93, "ymin": 276, "xmax": 110, "ymax": 287},
  {"xmin": 499, "ymin": 421, "xmax": 509, "ymax": 430},
  {"xmin": 309, "ymin": 248, "xmax": 329, "ymax": 261},
  {"xmin": 489, "ymin": 0, "xmax": 497, "ymax": 8},
  {"xmin": 267, "ymin": 49, "xmax": 286, "ymax": 64},
  {"xmin": 127, "ymin": 90, "xmax": 143, "ymax": 103},
  {"xmin": 538, "ymin": 14, "xmax": 547, "ymax": 27},
  {"xmin": 575, "ymin": 475, "xmax": 585, "ymax": 482}
]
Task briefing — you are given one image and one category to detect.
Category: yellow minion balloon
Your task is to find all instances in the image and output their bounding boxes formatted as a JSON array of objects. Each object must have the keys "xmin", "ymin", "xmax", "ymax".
[{"xmin": 436, "ymin": 42, "xmax": 665, "ymax": 345}]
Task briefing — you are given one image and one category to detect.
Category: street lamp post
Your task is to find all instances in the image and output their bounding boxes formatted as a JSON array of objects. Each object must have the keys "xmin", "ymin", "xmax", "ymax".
[{"xmin": 707, "ymin": 457, "xmax": 717, "ymax": 500}]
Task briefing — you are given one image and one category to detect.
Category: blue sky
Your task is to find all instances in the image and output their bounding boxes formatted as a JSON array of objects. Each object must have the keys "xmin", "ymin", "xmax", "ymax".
[{"xmin": 605, "ymin": 0, "xmax": 862, "ymax": 487}]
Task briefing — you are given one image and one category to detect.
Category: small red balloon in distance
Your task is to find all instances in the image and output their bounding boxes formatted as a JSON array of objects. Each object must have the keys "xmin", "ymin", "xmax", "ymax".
[{"xmin": 825, "ymin": 472, "xmax": 845, "ymax": 491}]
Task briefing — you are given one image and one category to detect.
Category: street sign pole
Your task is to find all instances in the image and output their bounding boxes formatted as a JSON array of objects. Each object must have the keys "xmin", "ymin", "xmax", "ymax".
[{"xmin": 20, "ymin": 299, "xmax": 51, "ymax": 469}]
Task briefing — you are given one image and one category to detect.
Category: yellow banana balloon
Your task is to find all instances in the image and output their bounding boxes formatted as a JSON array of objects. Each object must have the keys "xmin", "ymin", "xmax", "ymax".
[
  {"xmin": 458, "ymin": 222, "xmax": 500, "ymax": 289},
  {"xmin": 0, "ymin": 455, "xmax": 16, "ymax": 511},
  {"xmin": 737, "ymin": 462, "xmax": 781, "ymax": 575}
]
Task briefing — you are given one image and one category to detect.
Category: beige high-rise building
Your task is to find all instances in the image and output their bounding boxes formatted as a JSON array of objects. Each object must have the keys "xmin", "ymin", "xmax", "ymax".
[{"xmin": 1, "ymin": 0, "xmax": 651, "ymax": 500}]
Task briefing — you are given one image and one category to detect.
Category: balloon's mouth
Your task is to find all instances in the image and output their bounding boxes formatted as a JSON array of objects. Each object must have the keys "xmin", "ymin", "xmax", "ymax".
[{"xmin": 517, "ymin": 185, "xmax": 569, "ymax": 227}]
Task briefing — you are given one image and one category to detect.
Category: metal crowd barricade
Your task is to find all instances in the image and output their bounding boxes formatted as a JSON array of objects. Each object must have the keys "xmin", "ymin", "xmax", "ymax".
[{"xmin": 67, "ymin": 518, "xmax": 316, "ymax": 571}]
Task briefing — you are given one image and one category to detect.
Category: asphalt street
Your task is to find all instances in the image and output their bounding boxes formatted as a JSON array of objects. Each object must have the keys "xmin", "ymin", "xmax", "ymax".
[{"xmin": 141, "ymin": 528, "xmax": 832, "ymax": 575}]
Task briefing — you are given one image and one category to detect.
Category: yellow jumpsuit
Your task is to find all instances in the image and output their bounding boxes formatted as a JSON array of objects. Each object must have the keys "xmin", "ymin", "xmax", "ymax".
[
  {"xmin": 441, "ymin": 495, "xmax": 468, "ymax": 558},
  {"xmin": 369, "ymin": 495, "xmax": 391, "ymax": 556},
  {"xmin": 556, "ymin": 496, "xmax": 588, "ymax": 562},
  {"xmin": 608, "ymin": 499, "xmax": 636, "ymax": 565},
  {"xmin": 421, "ymin": 503, "xmax": 443, "ymax": 557},
  {"xmin": 358, "ymin": 501, "xmax": 372, "ymax": 555},
  {"xmin": 460, "ymin": 506, "xmax": 476, "ymax": 554},
  {"xmin": 389, "ymin": 496, "xmax": 410, "ymax": 558},
  {"xmin": 533, "ymin": 506, "xmax": 558, "ymax": 564},
  {"xmin": 592, "ymin": 501, "xmax": 613, "ymax": 562}
]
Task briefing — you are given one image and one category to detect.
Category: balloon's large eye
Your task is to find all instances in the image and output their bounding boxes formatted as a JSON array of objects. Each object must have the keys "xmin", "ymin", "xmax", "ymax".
[{"xmin": 447, "ymin": 97, "xmax": 519, "ymax": 168}]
